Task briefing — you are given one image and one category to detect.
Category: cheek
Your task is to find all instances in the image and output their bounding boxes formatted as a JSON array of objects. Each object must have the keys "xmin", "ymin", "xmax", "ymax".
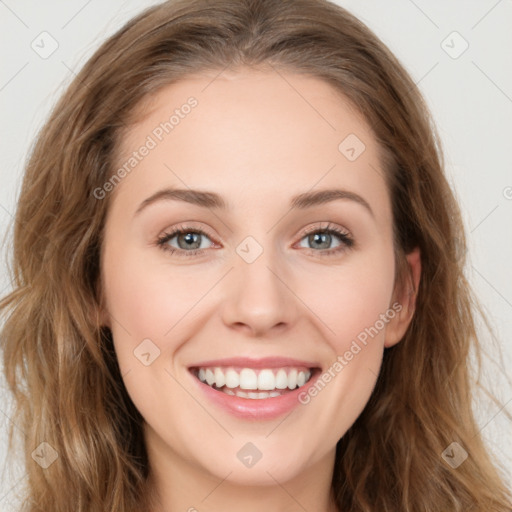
[
  {"xmin": 102, "ymin": 247, "xmax": 201, "ymax": 370},
  {"xmin": 294, "ymin": 257, "xmax": 396, "ymax": 437},
  {"xmin": 101, "ymin": 251, "xmax": 198, "ymax": 433},
  {"xmin": 298, "ymin": 251, "xmax": 396, "ymax": 354}
]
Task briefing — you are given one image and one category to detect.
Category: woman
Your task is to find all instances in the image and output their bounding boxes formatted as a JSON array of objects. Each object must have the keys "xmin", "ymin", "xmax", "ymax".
[{"xmin": 1, "ymin": 0, "xmax": 511, "ymax": 510}]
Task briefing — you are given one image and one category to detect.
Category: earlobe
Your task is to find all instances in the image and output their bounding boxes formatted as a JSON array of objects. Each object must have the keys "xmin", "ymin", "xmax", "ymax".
[
  {"xmin": 384, "ymin": 247, "xmax": 421, "ymax": 348},
  {"xmin": 98, "ymin": 306, "xmax": 111, "ymax": 329},
  {"xmin": 92, "ymin": 280, "xmax": 111, "ymax": 329},
  {"xmin": 87, "ymin": 301, "xmax": 111, "ymax": 330}
]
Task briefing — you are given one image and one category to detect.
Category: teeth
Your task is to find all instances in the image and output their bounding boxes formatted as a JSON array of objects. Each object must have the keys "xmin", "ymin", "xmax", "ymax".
[
  {"xmin": 275, "ymin": 369, "xmax": 288, "ymax": 389},
  {"xmin": 248, "ymin": 391, "xmax": 269, "ymax": 399},
  {"xmin": 224, "ymin": 389, "xmax": 278, "ymax": 399},
  {"xmin": 287, "ymin": 369, "xmax": 297, "ymax": 390},
  {"xmin": 195, "ymin": 366, "xmax": 313, "ymax": 392},
  {"xmin": 205, "ymin": 369, "xmax": 215, "ymax": 386},
  {"xmin": 239, "ymin": 368, "xmax": 258, "ymax": 390},
  {"xmin": 257, "ymin": 369, "xmax": 275, "ymax": 390},
  {"xmin": 214, "ymin": 368, "xmax": 225, "ymax": 387},
  {"xmin": 225, "ymin": 369, "xmax": 240, "ymax": 388}
]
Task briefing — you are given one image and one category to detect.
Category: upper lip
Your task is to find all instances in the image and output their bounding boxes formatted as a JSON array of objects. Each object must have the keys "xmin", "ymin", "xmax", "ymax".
[{"xmin": 188, "ymin": 356, "xmax": 321, "ymax": 369}]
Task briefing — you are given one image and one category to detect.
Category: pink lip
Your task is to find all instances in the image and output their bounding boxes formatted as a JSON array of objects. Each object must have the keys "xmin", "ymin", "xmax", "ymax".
[
  {"xmin": 188, "ymin": 356, "xmax": 321, "ymax": 369},
  {"xmin": 188, "ymin": 360, "xmax": 322, "ymax": 421}
]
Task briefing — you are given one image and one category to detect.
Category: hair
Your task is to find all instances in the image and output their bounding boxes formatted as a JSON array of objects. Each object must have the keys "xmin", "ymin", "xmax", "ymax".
[{"xmin": 1, "ymin": 0, "xmax": 511, "ymax": 510}]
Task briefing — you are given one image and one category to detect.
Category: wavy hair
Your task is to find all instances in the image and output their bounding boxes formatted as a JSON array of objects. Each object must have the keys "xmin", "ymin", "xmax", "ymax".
[{"xmin": 1, "ymin": 0, "xmax": 511, "ymax": 510}]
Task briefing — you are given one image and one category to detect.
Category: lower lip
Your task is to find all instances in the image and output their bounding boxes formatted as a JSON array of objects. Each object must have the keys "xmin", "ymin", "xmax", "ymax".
[{"xmin": 190, "ymin": 370, "xmax": 320, "ymax": 421}]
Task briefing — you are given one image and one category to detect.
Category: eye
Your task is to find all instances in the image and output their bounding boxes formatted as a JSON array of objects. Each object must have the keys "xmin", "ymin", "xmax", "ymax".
[
  {"xmin": 295, "ymin": 222, "xmax": 354, "ymax": 257},
  {"xmin": 156, "ymin": 222, "xmax": 354, "ymax": 258},
  {"xmin": 156, "ymin": 224, "xmax": 216, "ymax": 257}
]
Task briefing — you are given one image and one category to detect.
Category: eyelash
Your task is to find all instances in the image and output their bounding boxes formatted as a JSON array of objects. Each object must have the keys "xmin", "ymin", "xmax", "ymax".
[{"xmin": 156, "ymin": 222, "xmax": 354, "ymax": 258}]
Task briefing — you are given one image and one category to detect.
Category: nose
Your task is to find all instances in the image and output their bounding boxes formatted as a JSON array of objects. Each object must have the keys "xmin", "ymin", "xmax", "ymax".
[{"xmin": 220, "ymin": 244, "xmax": 299, "ymax": 338}]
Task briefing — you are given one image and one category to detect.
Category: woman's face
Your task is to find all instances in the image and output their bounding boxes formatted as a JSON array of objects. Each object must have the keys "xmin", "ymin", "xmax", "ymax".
[{"xmin": 100, "ymin": 68, "xmax": 419, "ymax": 491}]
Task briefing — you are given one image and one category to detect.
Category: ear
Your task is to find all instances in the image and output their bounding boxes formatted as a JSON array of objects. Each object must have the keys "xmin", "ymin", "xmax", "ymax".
[
  {"xmin": 384, "ymin": 247, "xmax": 421, "ymax": 348},
  {"xmin": 86, "ymin": 301, "xmax": 111, "ymax": 330},
  {"xmin": 98, "ymin": 305, "xmax": 111, "ymax": 329},
  {"xmin": 90, "ymin": 278, "xmax": 111, "ymax": 329}
]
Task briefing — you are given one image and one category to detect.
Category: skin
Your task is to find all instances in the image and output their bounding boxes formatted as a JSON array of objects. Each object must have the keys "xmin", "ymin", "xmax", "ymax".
[{"xmin": 99, "ymin": 67, "xmax": 421, "ymax": 512}]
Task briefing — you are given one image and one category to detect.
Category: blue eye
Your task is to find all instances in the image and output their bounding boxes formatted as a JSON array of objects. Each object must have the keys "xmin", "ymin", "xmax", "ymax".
[
  {"xmin": 297, "ymin": 224, "xmax": 354, "ymax": 255},
  {"xmin": 156, "ymin": 225, "xmax": 214, "ymax": 257},
  {"xmin": 156, "ymin": 222, "xmax": 354, "ymax": 258}
]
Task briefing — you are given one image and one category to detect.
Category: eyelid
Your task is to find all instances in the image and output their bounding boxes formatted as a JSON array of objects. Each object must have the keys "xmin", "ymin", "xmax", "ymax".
[
  {"xmin": 155, "ymin": 222, "xmax": 219, "ymax": 256},
  {"xmin": 158, "ymin": 222, "xmax": 218, "ymax": 243},
  {"xmin": 298, "ymin": 221, "xmax": 350, "ymax": 237}
]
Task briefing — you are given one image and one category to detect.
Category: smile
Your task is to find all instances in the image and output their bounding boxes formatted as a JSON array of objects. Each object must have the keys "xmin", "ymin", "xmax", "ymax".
[
  {"xmin": 192, "ymin": 366, "xmax": 314, "ymax": 399},
  {"xmin": 188, "ymin": 357, "xmax": 322, "ymax": 420}
]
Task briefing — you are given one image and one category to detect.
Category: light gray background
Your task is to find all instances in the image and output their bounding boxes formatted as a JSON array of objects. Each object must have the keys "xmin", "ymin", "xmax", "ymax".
[{"xmin": 1, "ymin": 0, "xmax": 511, "ymax": 509}]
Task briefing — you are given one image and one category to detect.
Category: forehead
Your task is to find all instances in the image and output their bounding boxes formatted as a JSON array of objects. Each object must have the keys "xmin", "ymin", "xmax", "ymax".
[{"xmin": 110, "ymin": 68, "xmax": 390, "ymax": 220}]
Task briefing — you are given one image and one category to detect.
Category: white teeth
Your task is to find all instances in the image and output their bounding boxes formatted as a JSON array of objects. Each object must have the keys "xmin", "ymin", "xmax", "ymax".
[
  {"xmin": 287, "ymin": 369, "xmax": 297, "ymax": 390},
  {"xmin": 239, "ymin": 368, "xmax": 258, "ymax": 390},
  {"xmin": 225, "ymin": 369, "xmax": 239, "ymax": 389},
  {"xmin": 275, "ymin": 369, "xmax": 288, "ymax": 389},
  {"xmin": 205, "ymin": 369, "xmax": 215, "ymax": 386},
  {"xmin": 257, "ymin": 369, "xmax": 275, "ymax": 390},
  {"xmin": 248, "ymin": 391, "xmax": 269, "ymax": 399},
  {"xmin": 223, "ymin": 389, "xmax": 279, "ymax": 399},
  {"xmin": 214, "ymin": 367, "xmax": 225, "ymax": 388},
  {"xmin": 195, "ymin": 366, "xmax": 313, "ymax": 392}
]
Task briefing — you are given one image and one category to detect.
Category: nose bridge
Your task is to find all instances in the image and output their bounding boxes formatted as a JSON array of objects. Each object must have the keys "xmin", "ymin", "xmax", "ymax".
[{"xmin": 220, "ymin": 234, "xmax": 297, "ymax": 335}]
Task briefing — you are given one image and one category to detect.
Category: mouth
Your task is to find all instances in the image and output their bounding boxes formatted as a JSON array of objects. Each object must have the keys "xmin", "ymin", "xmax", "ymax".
[
  {"xmin": 188, "ymin": 364, "xmax": 320, "ymax": 399},
  {"xmin": 187, "ymin": 357, "xmax": 323, "ymax": 420}
]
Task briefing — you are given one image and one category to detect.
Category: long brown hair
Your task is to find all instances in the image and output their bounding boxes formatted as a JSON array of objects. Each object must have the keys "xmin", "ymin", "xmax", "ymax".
[{"xmin": 1, "ymin": 0, "xmax": 511, "ymax": 510}]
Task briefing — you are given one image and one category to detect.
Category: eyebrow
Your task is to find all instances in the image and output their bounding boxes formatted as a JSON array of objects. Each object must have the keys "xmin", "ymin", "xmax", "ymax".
[{"xmin": 134, "ymin": 187, "xmax": 374, "ymax": 217}]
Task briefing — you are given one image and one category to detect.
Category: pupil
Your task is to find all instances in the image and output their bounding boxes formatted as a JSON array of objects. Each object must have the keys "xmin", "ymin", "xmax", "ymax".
[
  {"xmin": 311, "ymin": 232, "xmax": 330, "ymax": 249},
  {"xmin": 180, "ymin": 232, "xmax": 200, "ymax": 249}
]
